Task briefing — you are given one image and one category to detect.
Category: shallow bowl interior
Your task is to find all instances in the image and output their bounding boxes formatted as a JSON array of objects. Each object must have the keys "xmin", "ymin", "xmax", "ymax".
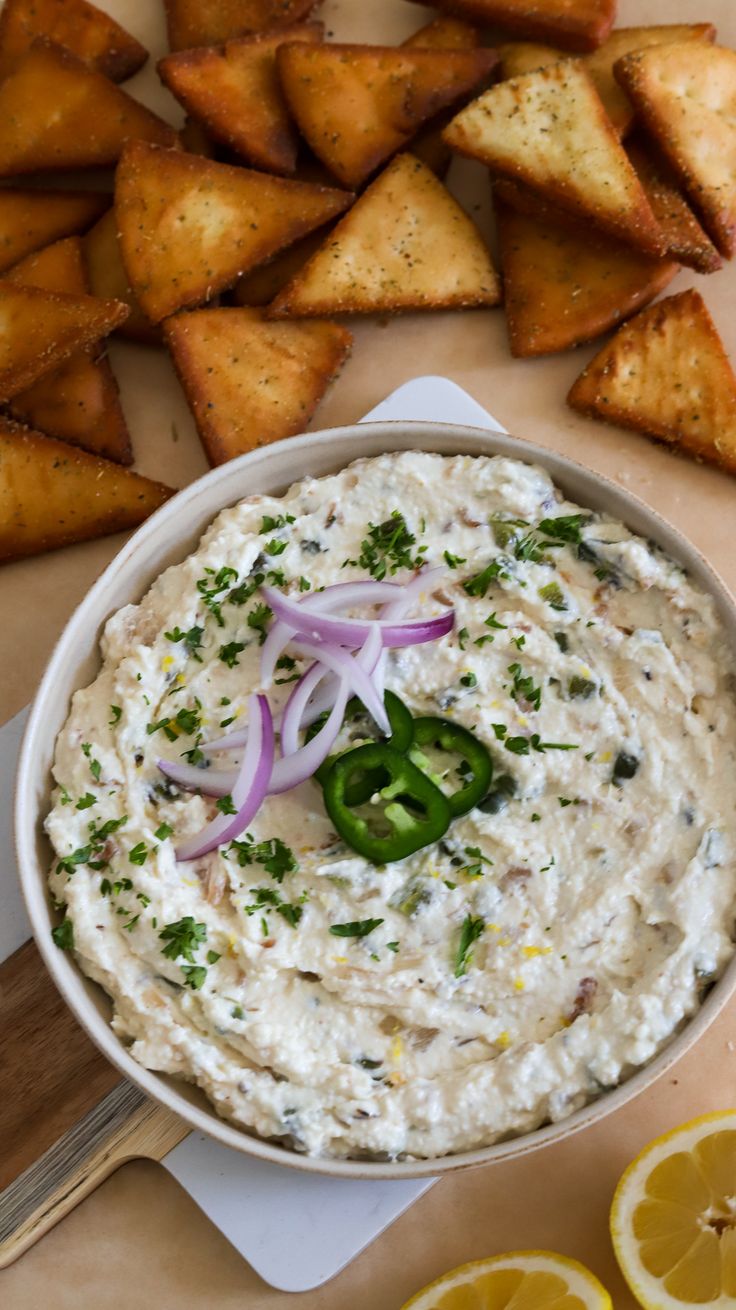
[{"xmin": 16, "ymin": 421, "xmax": 736, "ymax": 1179}]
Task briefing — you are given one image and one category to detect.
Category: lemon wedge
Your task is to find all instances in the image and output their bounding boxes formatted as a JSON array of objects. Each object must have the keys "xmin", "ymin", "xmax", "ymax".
[
  {"xmin": 400, "ymin": 1249, "xmax": 612, "ymax": 1309},
  {"xmin": 611, "ymin": 1109, "xmax": 736, "ymax": 1308}
]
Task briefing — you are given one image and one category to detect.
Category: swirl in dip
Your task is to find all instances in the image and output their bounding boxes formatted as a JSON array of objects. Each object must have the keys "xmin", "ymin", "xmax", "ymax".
[{"xmin": 46, "ymin": 452, "xmax": 736, "ymax": 1160}]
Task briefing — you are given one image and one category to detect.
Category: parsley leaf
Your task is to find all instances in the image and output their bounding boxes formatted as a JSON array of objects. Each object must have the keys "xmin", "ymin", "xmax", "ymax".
[
  {"xmin": 109, "ymin": 705, "xmax": 122, "ymax": 726},
  {"xmin": 216, "ymin": 795, "xmax": 236, "ymax": 814},
  {"xmin": 218, "ymin": 640, "xmax": 246, "ymax": 668},
  {"xmin": 227, "ymin": 836, "xmax": 297, "ymax": 882},
  {"xmin": 181, "ymin": 964, "xmax": 207, "ymax": 990},
  {"xmin": 75, "ymin": 792, "xmax": 96, "ymax": 810},
  {"xmin": 443, "ymin": 550, "xmax": 466, "ymax": 569},
  {"xmin": 349, "ymin": 511, "xmax": 424, "ymax": 580},
  {"xmin": 128, "ymin": 842, "xmax": 148, "ymax": 866},
  {"xmin": 51, "ymin": 917, "xmax": 74, "ymax": 951},
  {"xmin": 454, "ymin": 915, "xmax": 485, "ymax": 977},
  {"xmin": 247, "ymin": 602, "xmax": 272, "ymax": 645},
  {"xmin": 260, "ymin": 513, "xmax": 294, "ymax": 533},
  {"xmin": 508, "ymin": 662, "xmax": 542, "ymax": 711},
  {"xmin": 463, "ymin": 559, "xmax": 508, "ymax": 598},
  {"xmin": 165, "ymin": 624, "xmax": 204, "ymax": 661},
  {"xmin": 155, "ymin": 822, "xmax": 174, "ymax": 841},
  {"xmin": 159, "ymin": 916, "xmax": 207, "ymax": 963},
  {"xmin": 196, "ymin": 566, "xmax": 239, "ymax": 626},
  {"xmin": 329, "ymin": 918, "xmax": 384, "ymax": 938},
  {"xmin": 81, "ymin": 742, "xmax": 101, "ymax": 782},
  {"xmin": 538, "ymin": 514, "xmax": 586, "ymax": 544},
  {"xmin": 265, "ymin": 538, "xmax": 288, "ymax": 556}
]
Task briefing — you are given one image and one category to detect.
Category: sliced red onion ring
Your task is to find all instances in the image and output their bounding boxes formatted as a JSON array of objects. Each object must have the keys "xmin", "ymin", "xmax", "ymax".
[
  {"xmin": 300, "ymin": 581, "xmax": 402, "ymax": 610},
  {"xmin": 175, "ymin": 694, "xmax": 273, "ymax": 861},
  {"xmin": 158, "ymin": 759, "xmax": 236, "ymax": 797},
  {"xmin": 262, "ymin": 584, "xmax": 454, "ymax": 655},
  {"xmin": 289, "ymin": 634, "xmax": 390, "ymax": 736}
]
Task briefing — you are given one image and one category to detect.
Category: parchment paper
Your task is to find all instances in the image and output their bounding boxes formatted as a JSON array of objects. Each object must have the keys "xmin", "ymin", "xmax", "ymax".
[{"xmin": 3, "ymin": 1, "xmax": 735, "ymax": 1306}]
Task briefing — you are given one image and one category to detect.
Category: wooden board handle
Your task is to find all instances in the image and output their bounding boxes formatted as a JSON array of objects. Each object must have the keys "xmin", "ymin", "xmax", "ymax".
[{"xmin": 0, "ymin": 1080, "xmax": 188, "ymax": 1268}]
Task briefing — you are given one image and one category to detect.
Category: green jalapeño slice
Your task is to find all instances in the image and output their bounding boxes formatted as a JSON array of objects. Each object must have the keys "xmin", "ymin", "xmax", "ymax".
[
  {"xmin": 309, "ymin": 691, "xmax": 414, "ymax": 804},
  {"xmin": 323, "ymin": 743, "xmax": 451, "ymax": 864},
  {"xmin": 410, "ymin": 716, "xmax": 493, "ymax": 817}
]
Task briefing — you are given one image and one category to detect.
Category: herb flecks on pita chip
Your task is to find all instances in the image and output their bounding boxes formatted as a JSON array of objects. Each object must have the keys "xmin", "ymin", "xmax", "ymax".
[
  {"xmin": 0, "ymin": 281, "xmax": 128, "ymax": 402},
  {"xmin": 0, "ymin": 418, "xmax": 172, "ymax": 563},
  {"xmin": 164, "ymin": 307, "xmax": 352, "ymax": 467},
  {"xmin": 0, "ymin": 188, "xmax": 107, "ymax": 276},
  {"xmin": 0, "ymin": 0, "xmax": 148, "ymax": 81},
  {"xmin": 277, "ymin": 41, "xmax": 498, "ymax": 189},
  {"xmin": 164, "ymin": 0, "xmax": 319, "ymax": 52},
  {"xmin": 626, "ymin": 141, "xmax": 722, "ymax": 275},
  {"xmin": 269, "ymin": 153, "xmax": 501, "ymax": 317},
  {"xmin": 158, "ymin": 24, "xmax": 323, "ymax": 177},
  {"xmin": 615, "ymin": 42, "xmax": 736, "ymax": 258},
  {"xmin": 405, "ymin": 0, "xmax": 615, "ymax": 54},
  {"xmin": 82, "ymin": 210, "xmax": 160, "ymax": 346},
  {"xmin": 115, "ymin": 142, "xmax": 353, "ymax": 324},
  {"xmin": 496, "ymin": 199, "xmax": 679, "ymax": 358},
  {"xmin": 568, "ymin": 289, "xmax": 736, "ymax": 475},
  {"xmin": 444, "ymin": 61, "xmax": 665, "ymax": 256}
]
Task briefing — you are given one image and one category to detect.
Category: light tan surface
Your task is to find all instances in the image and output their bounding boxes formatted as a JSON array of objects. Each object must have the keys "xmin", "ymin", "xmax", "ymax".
[{"xmin": 2, "ymin": 0, "xmax": 736, "ymax": 1306}]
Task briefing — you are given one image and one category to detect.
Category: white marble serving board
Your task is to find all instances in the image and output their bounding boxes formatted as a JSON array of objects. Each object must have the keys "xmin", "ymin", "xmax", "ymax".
[{"xmin": 2, "ymin": 377, "xmax": 505, "ymax": 1291}]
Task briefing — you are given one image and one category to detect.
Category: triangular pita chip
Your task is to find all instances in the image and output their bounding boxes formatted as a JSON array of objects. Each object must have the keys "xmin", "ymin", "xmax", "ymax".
[
  {"xmin": 495, "ymin": 199, "xmax": 679, "ymax": 358},
  {"xmin": 180, "ymin": 116, "xmax": 217, "ymax": 159},
  {"xmin": 277, "ymin": 41, "xmax": 498, "ymax": 189},
  {"xmin": 0, "ymin": 188, "xmax": 107, "ymax": 276},
  {"xmin": 402, "ymin": 17, "xmax": 482, "ymax": 178},
  {"xmin": 0, "ymin": 0, "xmax": 148, "ymax": 81},
  {"xmin": 0, "ymin": 418, "xmax": 172, "ymax": 562},
  {"xmin": 568, "ymin": 290, "xmax": 736, "ymax": 475},
  {"xmin": 269, "ymin": 153, "xmax": 501, "ymax": 317},
  {"xmin": 233, "ymin": 228, "xmax": 330, "ymax": 307},
  {"xmin": 498, "ymin": 25, "xmax": 716, "ymax": 137},
  {"xmin": 0, "ymin": 39, "xmax": 177, "ymax": 178},
  {"xmin": 5, "ymin": 238, "xmax": 132, "ymax": 465},
  {"xmin": 405, "ymin": 0, "xmax": 615, "ymax": 53},
  {"xmin": 115, "ymin": 142, "xmax": 353, "ymax": 324},
  {"xmin": 164, "ymin": 307, "xmax": 352, "ymax": 466},
  {"xmin": 158, "ymin": 23, "xmax": 324, "ymax": 176},
  {"xmin": 0, "ymin": 281, "xmax": 128, "ymax": 402},
  {"xmin": 443, "ymin": 61, "xmax": 665, "ymax": 255},
  {"xmin": 615, "ymin": 43, "xmax": 736, "ymax": 258},
  {"xmin": 626, "ymin": 141, "xmax": 722, "ymax": 275},
  {"xmin": 164, "ymin": 0, "xmax": 319, "ymax": 52},
  {"xmin": 82, "ymin": 210, "xmax": 160, "ymax": 346}
]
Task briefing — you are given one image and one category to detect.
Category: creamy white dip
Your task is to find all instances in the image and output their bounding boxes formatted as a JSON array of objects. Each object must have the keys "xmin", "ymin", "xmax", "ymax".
[{"xmin": 47, "ymin": 452, "xmax": 736, "ymax": 1160}]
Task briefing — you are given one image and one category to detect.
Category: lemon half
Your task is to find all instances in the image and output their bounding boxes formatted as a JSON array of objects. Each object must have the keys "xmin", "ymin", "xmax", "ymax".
[
  {"xmin": 611, "ymin": 1109, "xmax": 736, "ymax": 1308},
  {"xmin": 400, "ymin": 1249, "xmax": 612, "ymax": 1309}
]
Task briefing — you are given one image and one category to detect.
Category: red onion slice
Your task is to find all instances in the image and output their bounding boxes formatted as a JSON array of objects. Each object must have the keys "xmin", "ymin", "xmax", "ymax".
[
  {"xmin": 158, "ymin": 758, "xmax": 237, "ymax": 797},
  {"xmin": 289, "ymin": 634, "xmax": 390, "ymax": 736},
  {"xmin": 175, "ymin": 694, "xmax": 274, "ymax": 861},
  {"xmin": 262, "ymin": 584, "xmax": 454, "ymax": 654}
]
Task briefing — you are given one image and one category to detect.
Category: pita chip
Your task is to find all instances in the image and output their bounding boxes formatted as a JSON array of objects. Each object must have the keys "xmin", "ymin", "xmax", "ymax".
[
  {"xmin": 163, "ymin": 0, "xmax": 319, "ymax": 52},
  {"xmin": 568, "ymin": 289, "xmax": 736, "ymax": 475},
  {"xmin": 0, "ymin": 281, "xmax": 128, "ymax": 402},
  {"xmin": 82, "ymin": 209, "xmax": 160, "ymax": 346},
  {"xmin": 402, "ymin": 17, "xmax": 482, "ymax": 178},
  {"xmin": 0, "ymin": 188, "xmax": 107, "ymax": 276},
  {"xmin": 404, "ymin": 0, "xmax": 615, "ymax": 54},
  {"xmin": 0, "ymin": 0, "xmax": 148, "ymax": 81}
]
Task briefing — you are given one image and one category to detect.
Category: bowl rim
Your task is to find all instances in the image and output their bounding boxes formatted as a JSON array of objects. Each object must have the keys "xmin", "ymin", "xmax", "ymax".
[{"xmin": 15, "ymin": 418, "xmax": 736, "ymax": 1180}]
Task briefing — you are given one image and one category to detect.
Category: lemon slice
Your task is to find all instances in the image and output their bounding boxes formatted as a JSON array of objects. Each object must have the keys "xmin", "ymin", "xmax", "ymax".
[
  {"xmin": 400, "ymin": 1249, "xmax": 612, "ymax": 1309},
  {"xmin": 611, "ymin": 1109, "xmax": 736, "ymax": 1308}
]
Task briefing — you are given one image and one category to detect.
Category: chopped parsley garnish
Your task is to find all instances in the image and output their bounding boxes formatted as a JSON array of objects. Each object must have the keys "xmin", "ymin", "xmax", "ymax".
[
  {"xmin": 538, "ymin": 514, "xmax": 586, "ymax": 544},
  {"xmin": 510, "ymin": 634, "xmax": 526, "ymax": 651},
  {"xmin": 56, "ymin": 845, "xmax": 92, "ymax": 877},
  {"xmin": 554, "ymin": 631, "xmax": 569, "ymax": 653},
  {"xmin": 508, "ymin": 662, "xmax": 542, "ymax": 711},
  {"xmin": 218, "ymin": 640, "xmax": 246, "ymax": 668},
  {"xmin": 275, "ymin": 654, "xmax": 299, "ymax": 685},
  {"xmin": 244, "ymin": 885, "xmax": 304, "ymax": 927},
  {"xmin": 454, "ymin": 914, "xmax": 485, "ymax": 977},
  {"xmin": 492, "ymin": 725, "xmax": 578, "ymax": 755},
  {"xmin": 181, "ymin": 965, "xmax": 207, "ymax": 990},
  {"xmin": 51, "ymin": 917, "xmax": 74, "ymax": 951},
  {"xmin": 514, "ymin": 531, "xmax": 550, "ymax": 564},
  {"xmin": 261, "ymin": 513, "xmax": 295, "ymax": 533},
  {"xmin": 206, "ymin": 950, "xmax": 221, "ymax": 965},
  {"xmin": 59, "ymin": 786, "xmax": 72, "ymax": 805},
  {"xmin": 329, "ymin": 918, "xmax": 384, "ymax": 938},
  {"xmin": 216, "ymin": 795, "xmax": 236, "ymax": 815},
  {"xmin": 165, "ymin": 625, "xmax": 204, "ymax": 661},
  {"xmin": 568, "ymin": 676, "xmax": 596, "ymax": 700},
  {"xmin": 231, "ymin": 1005, "xmax": 244, "ymax": 1020},
  {"xmin": 247, "ymin": 602, "xmax": 273, "ymax": 645},
  {"xmin": 348, "ymin": 511, "xmax": 425, "ymax": 580},
  {"xmin": 463, "ymin": 558, "xmax": 509, "ymax": 598},
  {"xmin": 75, "ymin": 792, "xmax": 96, "ymax": 810},
  {"xmin": 159, "ymin": 916, "xmax": 207, "ymax": 963},
  {"xmin": 227, "ymin": 836, "xmax": 297, "ymax": 882},
  {"xmin": 109, "ymin": 705, "xmax": 122, "ymax": 726},
  {"xmin": 100, "ymin": 875, "xmax": 133, "ymax": 896},
  {"xmin": 460, "ymin": 845, "xmax": 492, "ymax": 878},
  {"xmin": 298, "ymin": 576, "xmax": 311, "ymax": 592},
  {"xmin": 457, "ymin": 626, "xmax": 469, "ymax": 650},
  {"xmin": 386, "ymin": 941, "xmax": 400, "ymax": 953},
  {"xmin": 460, "ymin": 671, "xmax": 477, "ymax": 688},
  {"xmin": 538, "ymin": 581, "xmax": 567, "ymax": 611},
  {"xmin": 265, "ymin": 538, "xmax": 288, "ymax": 556},
  {"xmin": 155, "ymin": 822, "xmax": 174, "ymax": 841},
  {"xmin": 81, "ymin": 742, "xmax": 101, "ymax": 782},
  {"xmin": 443, "ymin": 550, "xmax": 466, "ymax": 569},
  {"xmin": 128, "ymin": 842, "xmax": 148, "ymax": 866},
  {"xmin": 147, "ymin": 704, "xmax": 202, "ymax": 740},
  {"xmin": 196, "ymin": 565, "xmax": 239, "ymax": 625},
  {"xmin": 228, "ymin": 573, "xmax": 263, "ymax": 606}
]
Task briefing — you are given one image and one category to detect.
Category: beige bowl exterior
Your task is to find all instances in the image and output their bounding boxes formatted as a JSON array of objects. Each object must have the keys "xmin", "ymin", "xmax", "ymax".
[{"xmin": 15, "ymin": 421, "xmax": 736, "ymax": 1179}]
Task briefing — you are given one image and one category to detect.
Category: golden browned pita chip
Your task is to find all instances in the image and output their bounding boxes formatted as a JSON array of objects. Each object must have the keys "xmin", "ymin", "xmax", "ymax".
[
  {"xmin": 615, "ymin": 43, "xmax": 736, "ymax": 258},
  {"xmin": 443, "ymin": 61, "xmax": 665, "ymax": 256},
  {"xmin": 0, "ymin": 0, "xmax": 148, "ymax": 81},
  {"xmin": 0, "ymin": 418, "xmax": 172, "ymax": 562},
  {"xmin": 0, "ymin": 39, "xmax": 177, "ymax": 178},
  {"xmin": 277, "ymin": 41, "xmax": 498, "ymax": 189},
  {"xmin": 568, "ymin": 290, "xmax": 736, "ymax": 474},
  {"xmin": 0, "ymin": 281, "xmax": 128, "ymax": 402},
  {"xmin": 405, "ymin": 0, "xmax": 615, "ymax": 53},
  {"xmin": 179, "ymin": 116, "xmax": 217, "ymax": 159},
  {"xmin": 158, "ymin": 23, "xmax": 323, "ymax": 176},
  {"xmin": 82, "ymin": 210, "xmax": 160, "ymax": 346},
  {"xmin": 232, "ymin": 228, "xmax": 329, "ymax": 307},
  {"xmin": 115, "ymin": 142, "xmax": 353, "ymax": 324},
  {"xmin": 164, "ymin": 0, "xmax": 319, "ymax": 52},
  {"xmin": 402, "ymin": 16, "xmax": 482, "ymax": 178},
  {"xmin": 626, "ymin": 141, "xmax": 722, "ymax": 276},
  {"xmin": 495, "ymin": 199, "xmax": 678, "ymax": 357},
  {"xmin": 0, "ymin": 188, "xmax": 107, "ymax": 276},
  {"xmin": 5, "ymin": 237, "xmax": 132, "ymax": 464},
  {"xmin": 498, "ymin": 25, "xmax": 716, "ymax": 137},
  {"xmin": 269, "ymin": 153, "xmax": 501, "ymax": 317},
  {"xmin": 164, "ymin": 307, "xmax": 351, "ymax": 466}
]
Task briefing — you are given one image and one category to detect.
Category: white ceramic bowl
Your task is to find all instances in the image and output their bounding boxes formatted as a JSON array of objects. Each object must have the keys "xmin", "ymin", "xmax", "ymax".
[{"xmin": 16, "ymin": 421, "xmax": 736, "ymax": 1179}]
